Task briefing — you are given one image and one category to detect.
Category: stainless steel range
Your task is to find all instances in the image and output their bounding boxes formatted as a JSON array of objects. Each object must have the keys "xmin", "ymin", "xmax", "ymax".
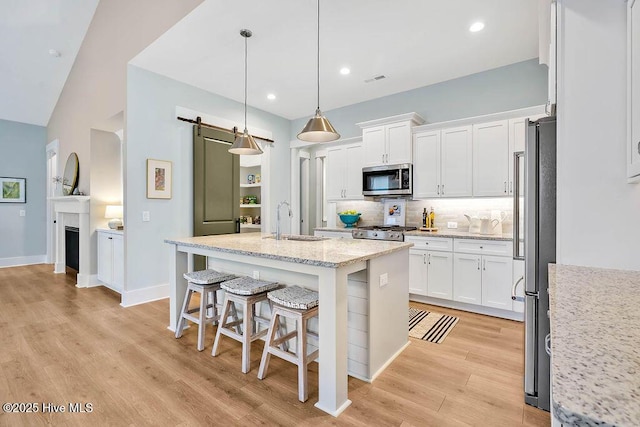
[{"xmin": 352, "ymin": 225, "xmax": 417, "ymax": 242}]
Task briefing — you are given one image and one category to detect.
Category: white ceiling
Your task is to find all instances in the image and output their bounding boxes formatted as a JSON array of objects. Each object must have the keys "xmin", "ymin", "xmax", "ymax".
[
  {"xmin": 131, "ymin": 0, "xmax": 540, "ymax": 121},
  {"xmin": 0, "ymin": 0, "xmax": 99, "ymax": 126}
]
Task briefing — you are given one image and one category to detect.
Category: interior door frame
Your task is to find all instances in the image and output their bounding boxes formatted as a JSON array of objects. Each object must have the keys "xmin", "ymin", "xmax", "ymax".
[{"xmin": 46, "ymin": 139, "xmax": 59, "ymax": 264}]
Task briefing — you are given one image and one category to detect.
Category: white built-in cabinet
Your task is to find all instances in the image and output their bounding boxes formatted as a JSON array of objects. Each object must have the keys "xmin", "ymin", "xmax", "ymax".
[
  {"xmin": 358, "ymin": 113, "xmax": 425, "ymax": 167},
  {"xmin": 97, "ymin": 228, "xmax": 124, "ymax": 293},
  {"xmin": 412, "ymin": 126, "xmax": 473, "ymax": 198},
  {"xmin": 472, "ymin": 120, "xmax": 509, "ymax": 196},
  {"xmin": 628, "ymin": 0, "xmax": 640, "ymax": 181},
  {"xmin": 408, "ymin": 235, "xmax": 516, "ymax": 319},
  {"xmin": 326, "ymin": 142, "xmax": 364, "ymax": 201}
]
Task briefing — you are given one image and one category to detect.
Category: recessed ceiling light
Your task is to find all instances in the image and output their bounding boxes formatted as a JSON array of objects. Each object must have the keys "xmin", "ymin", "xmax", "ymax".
[
  {"xmin": 48, "ymin": 49, "xmax": 61, "ymax": 57},
  {"xmin": 340, "ymin": 67, "xmax": 351, "ymax": 75},
  {"xmin": 267, "ymin": 93, "xmax": 276, "ymax": 100},
  {"xmin": 469, "ymin": 22, "xmax": 485, "ymax": 32}
]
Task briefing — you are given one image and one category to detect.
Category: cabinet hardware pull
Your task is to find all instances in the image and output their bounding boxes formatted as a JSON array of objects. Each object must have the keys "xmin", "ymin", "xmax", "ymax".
[
  {"xmin": 382, "ymin": 154, "xmax": 385, "ymax": 163},
  {"xmin": 637, "ymin": 141, "xmax": 640, "ymax": 155},
  {"xmin": 504, "ymin": 181, "xmax": 507, "ymax": 193},
  {"xmin": 477, "ymin": 258, "xmax": 480, "ymax": 270},
  {"xmin": 423, "ymin": 254, "xmax": 426, "ymax": 265},
  {"xmin": 108, "ymin": 237, "xmax": 112, "ymax": 240},
  {"xmin": 441, "ymin": 184, "xmax": 445, "ymax": 195},
  {"xmin": 509, "ymin": 181, "xmax": 513, "ymax": 193},
  {"xmin": 428, "ymin": 253, "xmax": 431, "ymax": 264},
  {"xmin": 437, "ymin": 184, "xmax": 440, "ymax": 195},
  {"xmin": 483, "ymin": 259, "xmax": 486, "ymax": 270}
]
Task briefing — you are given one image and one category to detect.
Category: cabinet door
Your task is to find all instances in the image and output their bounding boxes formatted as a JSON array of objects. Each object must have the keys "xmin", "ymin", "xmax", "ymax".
[
  {"xmin": 441, "ymin": 126, "xmax": 473, "ymax": 197},
  {"xmin": 473, "ymin": 120, "xmax": 509, "ymax": 196},
  {"xmin": 512, "ymin": 259, "xmax": 525, "ymax": 313},
  {"xmin": 344, "ymin": 144, "xmax": 364, "ymax": 200},
  {"xmin": 363, "ymin": 126, "xmax": 386, "ymax": 166},
  {"xmin": 427, "ymin": 251, "xmax": 453, "ymax": 299},
  {"xmin": 409, "ymin": 250, "xmax": 428, "ymax": 296},
  {"xmin": 453, "ymin": 253, "xmax": 481, "ymax": 304},
  {"xmin": 481, "ymin": 255, "xmax": 513, "ymax": 310},
  {"xmin": 629, "ymin": 0, "xmax": 640, "ymax": 179},
  {"xmin": 326, "ymin": 146, "xmax": 345, "ymax": 201},
  {"xmin": 413, "ymin": 131, "xmax": 441, "ymax": 198},
  {"xmin": 112, "ymin": 234, "xmax": 124, "ymax": 292},
  {"xmin": 97, "ymin": 232, "xmax": 113, "ymax": 285},
  {"xmin": 386, "ymin": 122, "xmax": 412, "ymax": 164}
]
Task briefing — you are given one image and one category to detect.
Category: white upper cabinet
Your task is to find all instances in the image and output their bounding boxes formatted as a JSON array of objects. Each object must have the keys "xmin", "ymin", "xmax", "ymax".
[
  {"xmin": 358, "ymin": 113, "xmax": 425, "ymax": 167},
  {"xmin": 441, "ymin": 126, "xmax": 473, "ymax": 197},
  {"xmin": 413, "ymin": 130, "xmax": 441, "ymax": 198},
  {"xmin": 473, "ymin": 120, "xmax": 509, "ymax": 196},
  {"xmin": 628, "ymin": 0, "xmax": 640, "ymax": 181},
  {"xmin": 326, "ymin": 142, "xmax": 364, "ymax": 201}
]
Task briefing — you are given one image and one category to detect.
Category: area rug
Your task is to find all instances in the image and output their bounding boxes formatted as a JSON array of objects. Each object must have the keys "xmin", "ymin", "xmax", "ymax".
[{"xmin": 409, "ymin": 307, "xmax": 459, "ymax": 344}]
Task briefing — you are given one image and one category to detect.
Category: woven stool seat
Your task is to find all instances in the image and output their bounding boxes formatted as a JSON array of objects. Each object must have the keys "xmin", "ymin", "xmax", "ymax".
[
  {"xmin": 183, "ymin": 269, "xmax": 236, "ymax": 285},
  {"xmin": 221, "ymin": 277, "xmax": 279, "ymax": 296},
  {"xmin": 267, "ymin": 285, "xmax": 319, "ymax": 310}
]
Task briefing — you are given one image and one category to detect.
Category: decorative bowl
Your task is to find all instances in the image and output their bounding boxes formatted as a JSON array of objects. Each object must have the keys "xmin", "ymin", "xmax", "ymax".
[{"xmin": 338, "ymin": 213, "xmax": 361, "ymax": 228}]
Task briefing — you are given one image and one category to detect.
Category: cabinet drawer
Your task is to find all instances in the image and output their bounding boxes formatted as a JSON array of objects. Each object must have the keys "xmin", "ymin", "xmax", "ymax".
[
  {"xmin": 405, "ymin": 236, "xmax": 453, "ymax": 252},
  {"xmin": 453, "ymin": 239, "xmax": 512, "ymax": 256}
]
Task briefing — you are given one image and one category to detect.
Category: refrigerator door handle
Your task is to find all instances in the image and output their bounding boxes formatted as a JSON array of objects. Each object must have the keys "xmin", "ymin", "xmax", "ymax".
[
  {"xmin": 513, "ymin": 151, "xmax": 525, "ymax": 261},
  {"xmin": 525, "ymin": 296, "xmax": 538, "ymax": 396}
]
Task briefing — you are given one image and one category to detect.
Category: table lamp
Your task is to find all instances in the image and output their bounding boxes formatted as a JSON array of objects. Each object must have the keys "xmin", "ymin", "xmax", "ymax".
[{"xmin": 105, "ymin": 205, "xmax": 123, "ymax": 229}]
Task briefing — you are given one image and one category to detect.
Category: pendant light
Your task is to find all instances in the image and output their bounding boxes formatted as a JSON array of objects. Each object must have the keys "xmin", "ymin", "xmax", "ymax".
[
  {"xmin": 297, "ymin": 0, "xmax": 340, "ymax": 142},
  {"xmin": 229, "ymin": 29, "xmax": 263, "ymax": 155}
]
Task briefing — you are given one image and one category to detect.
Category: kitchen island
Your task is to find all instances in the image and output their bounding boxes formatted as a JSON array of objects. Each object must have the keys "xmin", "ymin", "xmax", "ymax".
[
  {"xmin": 165, "ymin": 233, "xmax": 412, "ymax": 417},
  {"xmin": 548, "ymin": 264, "xmax": 640, "ymax": 426}
]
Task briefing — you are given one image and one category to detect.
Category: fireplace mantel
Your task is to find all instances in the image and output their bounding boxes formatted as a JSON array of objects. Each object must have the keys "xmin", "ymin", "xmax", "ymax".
[{"xmin": 52, "ymin": 196, "xmax": 92, "ymax": 287}]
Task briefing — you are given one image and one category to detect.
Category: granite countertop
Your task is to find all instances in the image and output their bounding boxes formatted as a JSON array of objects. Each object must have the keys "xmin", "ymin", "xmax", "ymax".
[
  {"xmin": 165, "ymin": 233, "xmax": 412, "ymax": 268},
  {"xmin": 314, "ymin": 227, "xmax": 513, "ymax": 241},
  {"xmin": 548, "ymin": 264, "xmax": 640, "ymax": 427}
]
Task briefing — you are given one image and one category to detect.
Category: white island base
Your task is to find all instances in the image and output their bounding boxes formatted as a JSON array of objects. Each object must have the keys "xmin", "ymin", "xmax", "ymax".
[{"xmin": 166, "ymin": 234, "xmax": 411, "ymax": 417}]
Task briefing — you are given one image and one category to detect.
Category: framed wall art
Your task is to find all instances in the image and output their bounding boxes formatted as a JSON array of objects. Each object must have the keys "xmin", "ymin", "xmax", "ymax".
[
  {"xmin": 146, "ymin": 159, "xmax": 172, "ymax": 199},
  {"xmin": 0, "ymin": 177, "xmax": 26, "ymax": 203}
]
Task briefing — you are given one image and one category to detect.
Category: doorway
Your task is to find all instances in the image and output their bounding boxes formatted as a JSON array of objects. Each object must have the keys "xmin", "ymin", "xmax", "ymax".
[{"xmin": 299, "ymin": 153, "xmax": 310, "ymax": 235}]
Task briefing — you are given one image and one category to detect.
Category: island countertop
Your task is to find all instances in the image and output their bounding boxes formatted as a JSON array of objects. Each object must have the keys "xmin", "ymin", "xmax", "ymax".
[
  {"xmin": 165, "ymin": 233, "xmax": 412, "ymax": 268},
  {"xmin": 548, "ymin": 264, "xmax": 640, "ymax": 427}
]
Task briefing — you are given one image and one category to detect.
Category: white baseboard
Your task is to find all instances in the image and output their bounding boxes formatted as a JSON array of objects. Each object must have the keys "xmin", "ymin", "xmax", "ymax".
[
  {"xmin": 410, "ymin": 294, "xmax": 525, "ymax": 322},
  {"xmin": 368, "ymin": 341, "xmax": 411, "ymax": 383},
  {"xmin": 121, "ymin": 283, "xmax": 169, "ymax": 307},
  {"xmin": 0, "ymin": 255, "xmax": 47, "ymax": 268}
]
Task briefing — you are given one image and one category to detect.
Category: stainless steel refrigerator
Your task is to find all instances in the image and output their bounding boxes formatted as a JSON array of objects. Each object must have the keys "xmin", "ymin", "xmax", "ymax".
[{"xmin": 512, "ymin": 116, "xmax": 556, "ymax": 412}]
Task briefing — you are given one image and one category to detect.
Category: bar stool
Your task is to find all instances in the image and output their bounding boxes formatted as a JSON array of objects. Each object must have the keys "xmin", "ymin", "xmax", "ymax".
[
  {"xmin": 257, "ymin": 285, "xmax": 319, "ymax": 402},
  {"xmin": 175, "ymin": 269, "xmax": 237, "ymax": 351},
  {"xmin": 212, "ymin": 277, "xmax": 280, "ymax": 373}
]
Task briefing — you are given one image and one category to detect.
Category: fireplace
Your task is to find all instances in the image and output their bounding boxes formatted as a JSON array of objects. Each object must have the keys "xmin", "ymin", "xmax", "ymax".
[
  {"xmin": 51, "ymin": 196, "xmax": 92, "ymax": 287},
  {"xmin": 65, "ymin": 226, "xmax": 79, "ymax": 273}
]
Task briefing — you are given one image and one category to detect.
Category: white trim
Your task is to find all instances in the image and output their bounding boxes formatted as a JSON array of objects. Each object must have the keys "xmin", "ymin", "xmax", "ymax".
[
  {"xmin": 46, "ymin": 139, "xmax": 59, "ymax": 264},
  {"xmin": 356, "ymin": 112, "xmax": 426, "ymax": 129},
  {"xmin": 77, "ymin": 274, "xmax": 100, "ymax": 288},
  {"xmin": 368, "ymin": 341, "xmax": 411, "ymax": 382},
  {"xmin": 410, "ymin": 294, "xmax": 524, "ymax": 322},
  {"xmin": 314, "ymin": 399, "xmax": 352, "ymax": 418},
  {"xmin": 413, "ymin": 105, "xmax": 546, "ymax": 133},
  {"xmin": 0, "ymin": 255, "xmax": 47, "ymax": 268},
  {"xmin": 121, "ymin": 283, "xmax": 169, "ymax": 307}
]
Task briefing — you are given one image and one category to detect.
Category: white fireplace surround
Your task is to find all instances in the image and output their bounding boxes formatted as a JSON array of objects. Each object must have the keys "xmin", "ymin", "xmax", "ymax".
[{"xmin": 51, "ymin": 196, "xmax": 93, "ymax": 287}]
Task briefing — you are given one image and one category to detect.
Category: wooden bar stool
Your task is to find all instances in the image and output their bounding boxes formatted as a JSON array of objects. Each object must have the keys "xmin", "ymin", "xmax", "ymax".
[
  {"xmin": 257, "ymin": 285, "xmax": 319, "ymax": 402},
  {"xmin": 175, "ymin": 269, "xmax": 237, "ymax": 351},
  {"xmin": 212, "ymin": 277, "xmax": 280, "ymax": 373}
]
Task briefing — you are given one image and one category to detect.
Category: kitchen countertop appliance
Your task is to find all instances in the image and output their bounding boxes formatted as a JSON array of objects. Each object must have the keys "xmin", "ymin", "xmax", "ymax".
[{"xmin": 513, "ymin": 116, "xmax": 556, "ymax": 412}]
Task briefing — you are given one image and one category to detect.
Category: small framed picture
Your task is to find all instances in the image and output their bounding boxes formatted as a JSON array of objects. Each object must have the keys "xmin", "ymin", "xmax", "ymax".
[
  {"xmin": 146, "ymin": 159, "xmax": 172, "ymax": 199},
  {"xmin": 0, "ymin": 177, "xmax": 26, "ymax": 203}
]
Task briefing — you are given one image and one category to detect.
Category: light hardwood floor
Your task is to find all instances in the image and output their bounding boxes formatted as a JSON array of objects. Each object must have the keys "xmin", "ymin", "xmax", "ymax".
[{"xmin": 0, "ymin": 264, "xmax": 550, "ymax": 426}]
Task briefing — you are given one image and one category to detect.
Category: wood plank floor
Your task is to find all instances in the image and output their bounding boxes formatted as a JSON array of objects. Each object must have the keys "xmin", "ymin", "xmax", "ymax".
[{"xmin": 0, "ymin": 264, "xmax": 550, "ymax": 426}]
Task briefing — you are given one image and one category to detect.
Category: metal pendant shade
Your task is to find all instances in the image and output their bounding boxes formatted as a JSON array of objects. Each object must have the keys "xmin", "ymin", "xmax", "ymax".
[
  {"xmin": 297, "ymin": 0, "xmax": 340, "ymax": 143},
  {"xmin": 229, "ymin": 29, "xmax": 263, "ymax": 155}
]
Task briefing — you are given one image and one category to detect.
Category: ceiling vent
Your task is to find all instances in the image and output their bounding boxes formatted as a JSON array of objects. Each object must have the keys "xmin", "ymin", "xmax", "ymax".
[{"xmin": 364, "ymin": 75, "xmax": 386, "ymax": 83}]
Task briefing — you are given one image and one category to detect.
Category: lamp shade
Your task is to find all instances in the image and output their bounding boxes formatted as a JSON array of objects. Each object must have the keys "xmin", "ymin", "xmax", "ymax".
[
  {"xmin": 105, "ymin": 205, "xmax": 123, "ymax": 219},
  {"xmin": 297, "ymin": 108, "xmax": 340, "ymax": 142},
  {"xmin": 229, "ymin": 128, "xmax": 263, "ymax": 155}
]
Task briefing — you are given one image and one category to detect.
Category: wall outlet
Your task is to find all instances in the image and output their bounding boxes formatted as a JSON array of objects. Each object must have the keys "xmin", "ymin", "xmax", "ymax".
[
  {"xmin": 379, "ymin": 273, "xmax": 389, "ymax": 287},
  {"xmin": 253, "ymin": 270, "xmax": 260, "ymax": 280},
  {"xmin": 447, "ymin": 221, "xmax": 458, "ymax": 229},
  {"xmin": 142, "ymin": 211, "xmax": 150, "ymax": 222},
  {"xmin": 19, "ymin": 210, "xmax": 25, "ymax": 217}
]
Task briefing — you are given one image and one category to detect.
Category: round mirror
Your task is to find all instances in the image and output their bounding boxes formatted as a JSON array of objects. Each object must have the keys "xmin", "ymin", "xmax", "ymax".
[{"xmin": 62, "ymin": 153, "xmax": 79, "ymax": 196}]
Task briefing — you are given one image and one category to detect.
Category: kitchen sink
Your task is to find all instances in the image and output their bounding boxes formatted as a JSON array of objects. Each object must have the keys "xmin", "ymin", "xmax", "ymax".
[{"xmin": 264, "ymin": 234, "xmax": 329, "ymax": 242}]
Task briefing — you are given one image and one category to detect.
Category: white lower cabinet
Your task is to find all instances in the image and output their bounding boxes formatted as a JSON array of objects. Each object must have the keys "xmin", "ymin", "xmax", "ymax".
[
  {"xmin": 453, "ymin": 253, "xmax": 482, "ymax": 304},
  {"xmin": 480, "ymin": 255, "xmax": 513, "ymax": 310},
  {"xmin": 97, "ymin": 229, "xmax": 124, "ymax": 293},
  {"xmin": 407, "ymin": 236, "xmax": 454, "ymax": 299},
  {"xmin": 426, "ymin": 251, "xmax": 453, "ymax": 299}
]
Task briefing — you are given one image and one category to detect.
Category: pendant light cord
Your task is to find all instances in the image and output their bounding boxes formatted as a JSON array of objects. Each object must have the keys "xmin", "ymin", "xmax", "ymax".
[
  {"xmin": 316, "ymin": 0, "xmax": 320, "ymax": 111},
  {"xmin": 244, "ymin": 33, "xmax": 248, "ymax": 129}
]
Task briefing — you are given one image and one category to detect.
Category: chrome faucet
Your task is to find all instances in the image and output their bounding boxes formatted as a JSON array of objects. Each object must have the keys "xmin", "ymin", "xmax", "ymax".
[{"xmin": 276, "ymin": 201, "xmax": 292, "ymax": 240}]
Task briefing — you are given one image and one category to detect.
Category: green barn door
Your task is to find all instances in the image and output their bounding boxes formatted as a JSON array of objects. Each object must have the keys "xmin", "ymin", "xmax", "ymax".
[{"xmin": 193, "ymin": 126, "xmax": 240, "ymax": 270}]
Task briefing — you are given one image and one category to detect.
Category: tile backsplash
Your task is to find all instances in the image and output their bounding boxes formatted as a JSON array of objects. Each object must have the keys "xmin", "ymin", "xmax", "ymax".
[{"xmin": 336, "ymin": 198, "xmax": 514, "ymax": 234}]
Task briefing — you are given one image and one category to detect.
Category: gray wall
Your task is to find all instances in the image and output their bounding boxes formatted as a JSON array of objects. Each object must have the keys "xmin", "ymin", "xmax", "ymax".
[
  {"xmin": 291, "ymin": 59, "xmax": 548, "ymax": 140},
  {"xmin": 303, "ymin": 58, "xmax": 548, "ymax": 229},
  {"xmin": 0, "ymin": 119, "xmax": 47, "ymax": 261},
  {"xmin": 125, "ymin": 65, "xmax": 291, "ymax": 294}
]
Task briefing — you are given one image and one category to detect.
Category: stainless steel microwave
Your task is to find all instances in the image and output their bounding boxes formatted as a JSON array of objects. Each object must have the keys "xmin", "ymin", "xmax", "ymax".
[{"xmin": 362, "ymin": 163, "xmax": 412, "ymax": 196}]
